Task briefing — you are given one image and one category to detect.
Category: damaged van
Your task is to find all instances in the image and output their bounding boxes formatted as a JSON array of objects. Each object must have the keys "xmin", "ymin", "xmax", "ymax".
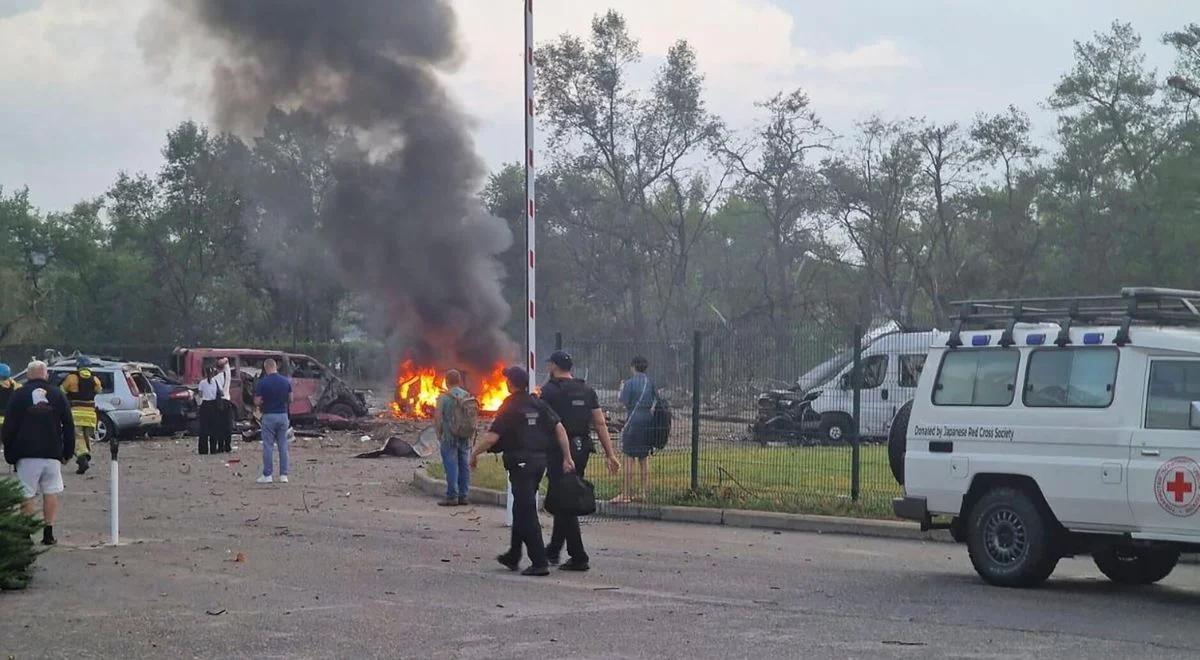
[{"xmin": 171, "ymin": 347, "xmax": 368, "ymax": 421}]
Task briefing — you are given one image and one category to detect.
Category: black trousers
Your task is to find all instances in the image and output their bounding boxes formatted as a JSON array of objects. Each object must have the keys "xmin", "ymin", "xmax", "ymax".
[
  {"xmin": 547, "ymin": 446, "xmax": 591, "ymax": 561},
  {"xmin": 507, "ymin": 456, "xmax": 549, "ymax": 568},
  {"xmin": 198, "ymin": 400, "xmax": 232, "ymax": 454}
]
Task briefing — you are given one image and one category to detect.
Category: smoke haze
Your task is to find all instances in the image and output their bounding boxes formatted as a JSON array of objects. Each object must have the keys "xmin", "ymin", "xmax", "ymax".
[{"xmin": 140, "ymin": 0, "xmax": 515, "ymax": 369}]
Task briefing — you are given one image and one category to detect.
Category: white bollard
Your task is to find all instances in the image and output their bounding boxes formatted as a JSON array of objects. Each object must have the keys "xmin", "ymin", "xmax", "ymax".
[
  {"xmin": 505, "ymin": 479, "xmax": 514, "ymax": 527},
  {"xmin": 110, "ymin": 458, "xmax": 119, "ymax": 546}
]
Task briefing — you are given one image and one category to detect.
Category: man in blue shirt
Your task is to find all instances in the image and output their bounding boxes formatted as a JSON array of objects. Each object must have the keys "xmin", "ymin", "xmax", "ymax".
[{"xmin": 254, "ymin": 358, "xmax": 292, "ymax": 484}]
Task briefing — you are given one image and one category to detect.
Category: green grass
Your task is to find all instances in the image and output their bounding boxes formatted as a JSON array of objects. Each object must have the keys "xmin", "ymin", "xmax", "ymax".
[{"xmin": 428, "ymin": 444, "xmax": 900, "ymax": 519}]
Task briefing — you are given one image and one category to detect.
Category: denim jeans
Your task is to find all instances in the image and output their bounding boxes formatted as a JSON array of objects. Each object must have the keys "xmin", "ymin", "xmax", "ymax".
[
  {"xmin": 440, "ymin": 438, "xmax": 471, "ymax": 499},
  {"xmin": 261, "ymin": 413, "xmax": 290, "ymax": 477}
]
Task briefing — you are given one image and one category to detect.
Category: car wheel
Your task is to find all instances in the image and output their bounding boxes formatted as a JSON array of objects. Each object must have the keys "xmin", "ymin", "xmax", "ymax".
[
  {"xmin": 888, "ymin": 401, "xmax": 912, "ymax": 485},
  {"xmin": 817, "ymin": 414, "xmax": 852, "ymax": 445},
  {"xmin": 967, "ymin": 487, "xmax": 1060, "ymax": 588},
  {"xmin": 1093, "ymin": 544, "xmax": 1180, "ymax": 585},
  {"xmin": 326, "ymin": 401, "xmax": 356, "ymax": 419},
  {"xmin": 95, "ymin": 413, "xmax": 115, "ymax": 445}
]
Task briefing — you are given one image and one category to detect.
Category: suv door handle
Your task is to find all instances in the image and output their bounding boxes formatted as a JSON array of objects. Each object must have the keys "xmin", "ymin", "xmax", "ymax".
[{"xmin": 1141, "ymin": 449, "xmax": 1161, "ymax": 457}]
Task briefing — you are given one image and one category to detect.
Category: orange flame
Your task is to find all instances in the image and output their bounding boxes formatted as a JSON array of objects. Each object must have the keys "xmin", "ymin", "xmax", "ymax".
[{"xmin": 390, "ymin": 359, "xmax": 510, "ymax": 419}]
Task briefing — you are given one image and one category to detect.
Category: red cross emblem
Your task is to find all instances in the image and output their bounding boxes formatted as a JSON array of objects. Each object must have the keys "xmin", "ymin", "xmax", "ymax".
[
  {"xmin": 1166, "ymin": 471, "xmax": 1193, "ymax": 503},
  {"xmin": 1155, "ymin": 457, "xmax": 1200, "ymax": 517}
]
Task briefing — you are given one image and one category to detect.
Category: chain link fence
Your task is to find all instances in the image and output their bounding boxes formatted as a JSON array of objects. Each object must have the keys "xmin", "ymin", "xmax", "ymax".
[{"xmin": 559, "ymin": 322, "xmax": 937, "ymax": 518}]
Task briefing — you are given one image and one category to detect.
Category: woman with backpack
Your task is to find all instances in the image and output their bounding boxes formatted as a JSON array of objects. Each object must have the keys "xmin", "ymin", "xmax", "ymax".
[
  {"xmin": 434, "ymin": 369, "xmax": 477, "ymax": 506},
  {"xmin": 614, "ymin": 355, "xmax": 657, "ymax": 503}
]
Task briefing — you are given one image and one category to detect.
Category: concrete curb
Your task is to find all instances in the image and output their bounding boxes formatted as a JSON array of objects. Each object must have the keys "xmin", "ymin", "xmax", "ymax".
[{"xmin": 412, "ymin": 466, "xmax": 953, "ymax": 543}]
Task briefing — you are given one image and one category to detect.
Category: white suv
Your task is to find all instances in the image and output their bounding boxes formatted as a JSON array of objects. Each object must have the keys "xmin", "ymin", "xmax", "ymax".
[{"xmin": 892, "ymin": 288, "xmax": 1200, "ymax": 588}]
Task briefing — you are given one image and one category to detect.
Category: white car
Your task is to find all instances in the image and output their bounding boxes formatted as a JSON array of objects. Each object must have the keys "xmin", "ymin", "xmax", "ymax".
[
  {"xmin": 892, "ymin": 288, "xmax": 1200, "ymax": 588},
  {"xmin": 16, "ymin": 357, "xmax": 162, "ymax": 443}
]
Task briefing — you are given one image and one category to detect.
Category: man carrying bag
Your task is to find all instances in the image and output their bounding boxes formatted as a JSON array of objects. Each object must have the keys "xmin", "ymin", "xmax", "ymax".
[{"xmin": 539, "ymin": 351, "xmax": 619, "ymax": 572}]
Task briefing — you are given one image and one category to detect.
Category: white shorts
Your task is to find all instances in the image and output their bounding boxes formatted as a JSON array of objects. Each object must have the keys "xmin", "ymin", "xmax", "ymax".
[{"xmin": 16, "ymin": 458, "xmax": 65, "ymax": 499}]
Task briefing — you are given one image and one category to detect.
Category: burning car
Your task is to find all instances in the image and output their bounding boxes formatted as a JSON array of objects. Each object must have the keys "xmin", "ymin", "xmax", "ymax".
[
  {"xmin": 388, "ymin": 359, "xmax": 510, "ymax": 419},
  {"xmin": 171, "ymin": 347, "xmax": 368, "ymax": 421}
]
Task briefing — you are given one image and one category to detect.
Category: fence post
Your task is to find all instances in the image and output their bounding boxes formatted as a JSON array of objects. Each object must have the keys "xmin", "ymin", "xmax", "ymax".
[
  {"xmin": 851, "ymin": 324, "xmax": 862, "ymax": 502},
  {"xmin": 554, "ymin": 332, "xmax": 562, "ymax": 351},
  {"xmin": 690, "ymin": 330, "xmax": 701, "ymax": 492}
]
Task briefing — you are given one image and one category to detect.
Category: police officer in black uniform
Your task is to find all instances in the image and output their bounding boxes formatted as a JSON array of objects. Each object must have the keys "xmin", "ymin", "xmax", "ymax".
[
  {"xmin": 539, "ymin": 351, "xmax": 620, "ymax": 571},
  {"xmin": 470, "ymin": 366, "xmax": 574, "ymax": 576}
]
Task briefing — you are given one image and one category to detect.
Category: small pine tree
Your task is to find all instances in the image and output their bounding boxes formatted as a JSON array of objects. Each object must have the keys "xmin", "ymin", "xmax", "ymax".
[{"xmin": 0, "ymin": 477, "xmax": 43, "ymax": 590}]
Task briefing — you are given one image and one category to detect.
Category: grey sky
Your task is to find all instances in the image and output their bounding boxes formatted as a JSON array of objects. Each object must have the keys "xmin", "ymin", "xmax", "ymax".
[{"xmin": 0, "ymin": 0, "xmax": 1190, "ymax": 212}]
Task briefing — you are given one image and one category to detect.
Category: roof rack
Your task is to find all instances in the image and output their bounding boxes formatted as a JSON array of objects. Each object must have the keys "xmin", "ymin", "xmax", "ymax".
[{"xmin": 945, "ymin": 287, "xmax": 1200, "ymax": 347}]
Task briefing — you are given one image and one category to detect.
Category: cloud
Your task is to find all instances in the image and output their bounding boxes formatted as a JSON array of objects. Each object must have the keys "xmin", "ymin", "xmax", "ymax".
[
  {"xmin": 0, "ymin": 0, "xmax": 39, "ymax": 20},
  {"xmin": 806, "ymin": 39, "xmax": 917, "ymax": 72}
]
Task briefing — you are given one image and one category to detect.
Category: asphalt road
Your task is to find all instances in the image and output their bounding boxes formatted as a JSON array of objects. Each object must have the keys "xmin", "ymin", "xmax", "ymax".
[{"xmin": 3, "ymin": 436, "xmax": 1200, "ymax": 659}]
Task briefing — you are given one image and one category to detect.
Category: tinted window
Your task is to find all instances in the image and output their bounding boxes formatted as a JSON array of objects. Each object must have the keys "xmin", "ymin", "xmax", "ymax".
[
  {"xmin": 1146, "ymin": 361, "xmax": 1200, "ymax": 429},
  {"xmin": 1024, "ymin": 348, "xmax": 1118, "ymax": 408},
  {"xmin": 860, "ymin": 355, "xmax": 888, "ymax": 389},
  {"xmin": 933, "ymin": 350, "xmax": 1019, "ymax": 406},
  {"xmin": 900, "ymin": 354, "xmax": 927, "ymax": 388}
]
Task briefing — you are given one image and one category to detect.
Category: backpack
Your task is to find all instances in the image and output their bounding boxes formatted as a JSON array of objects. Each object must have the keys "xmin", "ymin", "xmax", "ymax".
[
  {"xmin": 543, "ymin": 378, "xmax": 595, "ymax": 446},
  {"xmin": 447, "ymin": 389, "xmax": 479, "ymax": 440},
  {"xmin": 650, "ymin": 396, "xmax": 672, "ymax": 451}
]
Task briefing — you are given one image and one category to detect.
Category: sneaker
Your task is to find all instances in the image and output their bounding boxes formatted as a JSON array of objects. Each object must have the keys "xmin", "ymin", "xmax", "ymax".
[
  {"xmin": 546, "ymin": 550, "xmax": 561, "ymax": 566},
  {"xmin": 521, "ymin": 565, "xmax": 551, "ymax": 577},
  {"xmin": 256, "ymin": 475, "xmax": 274, "ymax": 484},
  {"xmin": 437, "ymin": 498, "xmax": 458, "ymax": 507},
  {"xmin": 42, "ymin": 527, "xmax": 57, "ymax": 546},
  {"xmin": 496, "ymin": 553, "xmax": 520, "ymax": 572},
  {"xmin": 279, "ymin": 475, "xmax": 289, "ymax": 483},
  {"xmin": 457, "ymin": 497, "xmax": 469, "ymax": 506},
  {"xmin": 76, "ymin": 456, "xmax": 90, "ymax": 475},
  {"xmin": 560, "ymin": 559, "xmax": 590, "ymax": 572}
]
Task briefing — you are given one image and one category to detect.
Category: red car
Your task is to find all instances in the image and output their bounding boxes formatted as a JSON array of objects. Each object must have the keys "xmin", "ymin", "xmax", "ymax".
[{"xmin": 171, "ymin": 348, "xmax": 368, "ymax": 420}]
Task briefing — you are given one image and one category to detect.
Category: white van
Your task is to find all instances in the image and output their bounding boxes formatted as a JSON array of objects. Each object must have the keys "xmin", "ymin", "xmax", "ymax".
[
  {"xmin": 752, "ymin": 330, "xmax": 936, "ymax": 444},
  {"xmin": 893, "ymin": 288, "xmax": 1200, "ymax": 588},
  {"xmin": 807, "ymin": 330, "xmax": 938, "ymax": 442}
]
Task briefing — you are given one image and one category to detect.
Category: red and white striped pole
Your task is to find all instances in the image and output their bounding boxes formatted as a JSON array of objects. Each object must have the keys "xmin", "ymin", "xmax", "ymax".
[
  {"xmin": 509, "ymin": 0, "xmax": 537, "ymax": 527},
  {"xmin": 524, "ymin": 0, "xmax": 537, "ymax": 386}
]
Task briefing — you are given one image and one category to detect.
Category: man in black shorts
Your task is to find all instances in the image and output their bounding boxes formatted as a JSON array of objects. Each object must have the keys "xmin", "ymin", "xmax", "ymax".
[
  {"xmin": 539, "ymin": 351, "xmax": 620, "ymax": 571},
  {"xmin": 470, "ymin": 367, "xmax": 574, "ymax": 576}
]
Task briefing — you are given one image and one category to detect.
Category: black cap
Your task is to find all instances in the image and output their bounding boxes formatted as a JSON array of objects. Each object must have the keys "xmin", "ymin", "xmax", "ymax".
[
  {"xmin": 547, "ymin": 350, "xmax": 573, "ymax": 372},
  {"xmin": 502, "ymin": 366, "xmax": 530, "ymax": 391}
]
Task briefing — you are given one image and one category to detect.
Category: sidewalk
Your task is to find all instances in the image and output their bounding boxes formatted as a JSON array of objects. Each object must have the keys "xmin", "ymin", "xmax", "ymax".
[{"xmin": 412, "ymin": 465, "xmax": 953, "ymax": 543}]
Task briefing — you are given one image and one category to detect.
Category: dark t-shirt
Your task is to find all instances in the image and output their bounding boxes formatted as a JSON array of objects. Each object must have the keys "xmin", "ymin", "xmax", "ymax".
[
  {"xmin": 539, "ymin": 378, "xmax": 600, "ymax": 450},
  {"xmin": 488, "ymin": 392, "xmax": 560, "ymax": 465},
  {"xmin": 255, "ymin": 373, "xmax": 292, "ymax": 415}
]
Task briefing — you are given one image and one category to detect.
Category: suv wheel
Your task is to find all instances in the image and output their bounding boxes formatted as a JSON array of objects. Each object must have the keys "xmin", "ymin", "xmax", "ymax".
[
  {"xmin": 95, "ymin": 413, "xmax": 115, "ymax": 445},
  {"xmin": 817, "ymin": 414, "xmax": 852, "ymax": 445},
  {"xmin": 1093, "ymin": 544, "xmax": 1180, "ymax": 585},
  {"xmin": 887, "ymin": 400, "xmax": 912, "ymax": 485},
  {"xmin": 966, "ymin": 487, "xmax": 1060, "ymax": 588}
]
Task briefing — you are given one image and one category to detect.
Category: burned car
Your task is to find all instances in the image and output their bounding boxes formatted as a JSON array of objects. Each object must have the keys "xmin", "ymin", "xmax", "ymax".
[{"xmin": 171, "ymin": 347, "xmax": 368, "ymax": 421}]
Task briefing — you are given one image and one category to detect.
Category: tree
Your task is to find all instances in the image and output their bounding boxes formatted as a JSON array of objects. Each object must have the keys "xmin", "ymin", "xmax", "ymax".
[
  {"xmin": 969, "ymin": 106, "xmax": 1044, "ymax": 295},
  {"xmin": 715, "ymin": 89, "xmax": 834, "ymax": 339},
  {"xmin": 0, "ymin": 477, "xmax": 43, "ymax": 590},
  {"xmin": 824, "ymin": 119, "xmax": 925, "ymax": 324},
  {"xmin": 538, "ymin": 11, "xmax": 722, "ymax": 339}
]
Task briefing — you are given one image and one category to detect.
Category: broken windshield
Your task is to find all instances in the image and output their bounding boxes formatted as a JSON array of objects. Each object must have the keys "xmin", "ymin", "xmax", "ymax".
[{"xmin": 796, "ymin": 351, "xmax": 853, "ymax": 392}]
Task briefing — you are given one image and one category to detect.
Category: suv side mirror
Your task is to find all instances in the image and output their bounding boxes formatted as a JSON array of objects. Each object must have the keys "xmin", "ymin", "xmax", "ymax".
[
  {"xmin": 840, "ymin": 373, "xmax": 851, "ymax": 390},
  {"xmin": 1190, "ymin": 401, "xmax": 1200, "ymax": 429}
]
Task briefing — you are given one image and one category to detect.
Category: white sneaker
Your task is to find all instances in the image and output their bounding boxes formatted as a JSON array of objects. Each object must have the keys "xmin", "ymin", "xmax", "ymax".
[
  {"xmin": 256, "ymin": 475, "xmax": 273, "ymax": 484},
  {"xmin": 279, "ymin": 475, "xmax": 289, "ymax": 483}
]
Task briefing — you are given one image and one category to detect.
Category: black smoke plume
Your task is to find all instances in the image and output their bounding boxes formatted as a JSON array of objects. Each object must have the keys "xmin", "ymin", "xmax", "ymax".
[{"xmin": 141, "ymin": 0, "xmax": 515, "ymax": 370}]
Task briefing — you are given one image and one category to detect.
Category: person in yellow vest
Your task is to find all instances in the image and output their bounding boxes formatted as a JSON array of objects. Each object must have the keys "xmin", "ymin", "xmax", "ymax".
[
  {"xmin": 60, "ymin": 357, "xmax": 102, "ymax": 475},
  {"xmin": 0, "ymin": 363, "xmax": 15, "ymax": 467}
]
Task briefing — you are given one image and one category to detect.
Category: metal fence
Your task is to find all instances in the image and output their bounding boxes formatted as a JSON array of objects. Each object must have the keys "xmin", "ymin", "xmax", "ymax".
[{"xmin": 559, "ymin": 323, "xmax": 938, "ymax": 518}]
